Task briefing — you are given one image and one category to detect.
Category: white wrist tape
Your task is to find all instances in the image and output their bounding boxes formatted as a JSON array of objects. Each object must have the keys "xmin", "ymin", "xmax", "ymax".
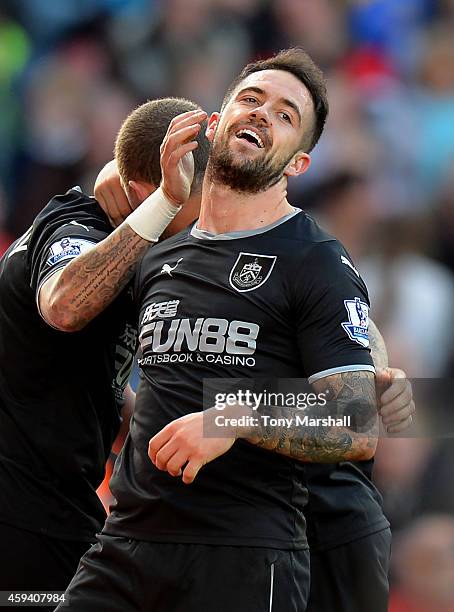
[{"xmin": 126, "ymin": 187, "xmax": 181, "ymax": 242}]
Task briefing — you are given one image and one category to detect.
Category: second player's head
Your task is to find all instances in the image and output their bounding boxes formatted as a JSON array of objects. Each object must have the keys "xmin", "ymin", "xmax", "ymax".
[
  {"xmin": 115, "ymin": 97, "xmax": 210, "ymax": 234},
  {"xmin": 205, "ymin": 48, "xmax": 329, "ymax": 194}
]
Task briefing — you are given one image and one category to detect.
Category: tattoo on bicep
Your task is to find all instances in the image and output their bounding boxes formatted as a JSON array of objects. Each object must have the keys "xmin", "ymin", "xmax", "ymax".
[{"xmin": 55, "ymin": 225, "xmax": 148, "ymax": 327}]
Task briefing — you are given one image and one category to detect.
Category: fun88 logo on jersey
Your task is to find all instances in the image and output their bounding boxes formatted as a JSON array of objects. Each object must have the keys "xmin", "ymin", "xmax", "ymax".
[{"xmin": 138, "ymin": 300, "xmax": 259, "ymax": 367}]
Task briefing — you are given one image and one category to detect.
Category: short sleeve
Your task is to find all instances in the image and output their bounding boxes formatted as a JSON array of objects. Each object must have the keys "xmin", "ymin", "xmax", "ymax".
[
  {"xmin": 293, "ymin": 240, "xmax": 375, "ymax": 383},
  {"xmin": 27, "ymin": 189, "xmax": 110, "ymax": 299}
]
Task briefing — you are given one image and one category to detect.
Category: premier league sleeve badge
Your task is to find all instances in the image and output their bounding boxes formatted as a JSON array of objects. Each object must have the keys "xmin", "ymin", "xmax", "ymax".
[{"xmin": 342, "ymin": 297, "xmax": 370, "ymax": 347}]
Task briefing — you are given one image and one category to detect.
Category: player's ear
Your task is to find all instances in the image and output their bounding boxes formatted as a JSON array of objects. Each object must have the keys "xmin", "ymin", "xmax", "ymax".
[
  {"xmin": 205, "ymin": 112, "xmax": 220, "ymax": 143},
  {"xmin": 128, "ymin": 180, "xmax": 156, "ymax": 207},
  {"xmin": 284, "ymin": 151, "xmax": 311, "ymax": 178}
]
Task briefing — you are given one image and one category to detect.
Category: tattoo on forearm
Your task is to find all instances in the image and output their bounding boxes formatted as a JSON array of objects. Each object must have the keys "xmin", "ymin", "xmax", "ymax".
[
  {"xmin": 52, "ymin": 224, "xmax": 149, "ymax": 328},
  {"xmin": 246, "ymin": 371, "xmax": 378, "ymax": 463}
]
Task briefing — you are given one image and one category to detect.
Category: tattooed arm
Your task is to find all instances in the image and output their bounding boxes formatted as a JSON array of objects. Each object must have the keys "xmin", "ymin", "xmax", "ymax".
[
  {"xmin": 243, "ymin": 370, "xmax": 378, "ymax": 463},
  {"xmin": 39, "ymin": 225, "xmax": 148, "ymax": 331},
  {"xmin": 38, "ymin": 108, "xmax": 205, "ymax": 332},
  {"xmin": 148, "ymin": 370, "xmax": 378, "ymax": 484},
  {"xmin": 244, "ymin": 324, "xmax": 401, "ymax": 461}
]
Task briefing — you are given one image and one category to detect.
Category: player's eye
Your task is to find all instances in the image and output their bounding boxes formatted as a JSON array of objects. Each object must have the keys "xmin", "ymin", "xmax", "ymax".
[
  {"xmin": 243, "ymin": 96, "xmax": 258, "ymax": 104},
  {"xmin": 279, "ymin": 112, "xmax": 292, "ymax": 124}
]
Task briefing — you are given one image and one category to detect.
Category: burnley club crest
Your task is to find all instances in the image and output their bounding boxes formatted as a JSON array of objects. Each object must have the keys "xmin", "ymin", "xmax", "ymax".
[{"xmin": 229, "ymin": 252, "xmax": 277, "ymax": 293}]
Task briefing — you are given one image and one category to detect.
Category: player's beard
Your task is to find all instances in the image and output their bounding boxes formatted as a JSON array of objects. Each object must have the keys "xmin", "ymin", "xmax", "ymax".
[{"xmin": 207, "ymin": 130, "xmax": 294, "ymax": 194}]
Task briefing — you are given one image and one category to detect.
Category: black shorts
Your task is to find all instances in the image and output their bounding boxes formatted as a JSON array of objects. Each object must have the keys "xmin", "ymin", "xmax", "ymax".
[
  {"xmin": 56, "ymin": 535, "xmax": 310, "ymax": 612},
  {"xmin": 307, "ymin": 528, "xmax": 392, "ymax": 612},
  {"xmin": 0, "ymin": 521, "xmax": 91, "ymax": 612}
]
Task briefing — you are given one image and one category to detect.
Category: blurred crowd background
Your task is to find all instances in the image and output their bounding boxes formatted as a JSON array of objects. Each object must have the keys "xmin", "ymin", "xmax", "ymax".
[{"xmin": 1, "ymin": 1, "xmax": 454, "ymax": 609}]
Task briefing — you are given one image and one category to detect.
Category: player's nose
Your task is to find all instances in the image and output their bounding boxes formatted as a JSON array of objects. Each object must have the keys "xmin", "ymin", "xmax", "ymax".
[{"xmin": 248, "ymin": 104, "xmax": 270, "ymax": 125}]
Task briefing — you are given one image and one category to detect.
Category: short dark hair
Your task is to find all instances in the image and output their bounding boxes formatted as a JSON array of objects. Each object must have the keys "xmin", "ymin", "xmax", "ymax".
[
  {"xmin": 115, "ymin": 97, "xmax": 210, "ymax": 193},
  {"xmin": 221, "ymin": 48, "xmax": 329, "ymax": 152}
]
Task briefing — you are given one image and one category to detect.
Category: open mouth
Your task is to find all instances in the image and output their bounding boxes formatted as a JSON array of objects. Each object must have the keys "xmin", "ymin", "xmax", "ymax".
[{"xmin": 235, "ymin": 128, "xmax": 265, "ymax": 149}]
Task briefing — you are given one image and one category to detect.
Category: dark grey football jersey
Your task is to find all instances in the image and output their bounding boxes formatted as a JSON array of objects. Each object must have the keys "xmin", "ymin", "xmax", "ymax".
[
  {"xmin": 0, "ymin": 189, "xmax": 137, "ymax": 541},
  {"xmin": 106, "ymin": 210, "xmax": 381, "ymax": 550}
]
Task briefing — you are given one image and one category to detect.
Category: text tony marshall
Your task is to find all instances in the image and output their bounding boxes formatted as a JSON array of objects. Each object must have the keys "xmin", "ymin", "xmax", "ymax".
[{"xmin": 215, "ymin": 415, "xmax": 352, "ymax": 428}]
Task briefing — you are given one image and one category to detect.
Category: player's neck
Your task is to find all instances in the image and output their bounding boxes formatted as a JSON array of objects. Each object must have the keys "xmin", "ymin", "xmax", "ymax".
[{"xmin": 197, "ymin": 176, "xmax": 294, "ymax": 234}]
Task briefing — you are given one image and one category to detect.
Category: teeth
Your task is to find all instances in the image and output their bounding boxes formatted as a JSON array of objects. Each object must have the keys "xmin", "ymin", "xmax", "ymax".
[{"xmin": 236, "ymin": 129, "xmax": 264, "ymax": 148}]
